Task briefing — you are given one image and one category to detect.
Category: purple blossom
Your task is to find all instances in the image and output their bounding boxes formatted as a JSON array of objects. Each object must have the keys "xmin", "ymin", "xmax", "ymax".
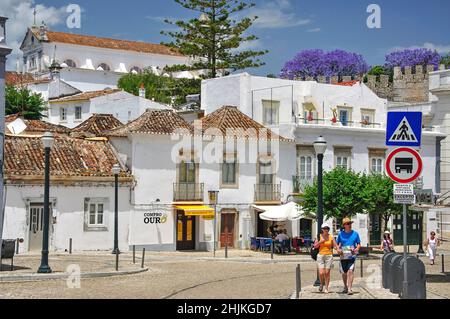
[
  {"xmin": 385, "ymin": 48, "xmax": 441, "ymax": 70},
  {"xmin": 280, "ymin": 49, "xmax": 369, "ymax": 80}
]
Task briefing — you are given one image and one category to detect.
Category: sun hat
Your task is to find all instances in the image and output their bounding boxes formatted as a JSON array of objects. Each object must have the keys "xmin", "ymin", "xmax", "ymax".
[
  {"xmin": 342, "ymin": 217, "xmax": 354, "ymax": 225},
  {"xmin": 321, "ymin": 223, "xmax": 331, "ymax": 229},
  {"xmin": 384, "ymin": 231, "xmax": 391, "ymax": 234}
]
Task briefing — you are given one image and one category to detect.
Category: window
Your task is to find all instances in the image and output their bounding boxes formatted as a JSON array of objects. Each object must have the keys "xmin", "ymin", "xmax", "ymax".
[
  {"xmin": 63, "ymin": 59, "xmax": 77, "ymax": 68},
  {"xmin": 84, "ymin": 199, "xmax": 108, "ymax": 231},
  {"xmin": 29, "ymin": 56, "xmax": 37, "ymax": 70},
  {"xmin": 262, "ymin": 100, "xmax": 280, "ymax": 126},
  {"xmin": 222, "ymin": 154, "xmax": 237, "ymax": 186},
  {"xmin": 60, "ymin": 107, "xmax": 67, "ymax": 121},
  {"xmin": 75, "ymin": 106, "xmax": 82, "ymax": 120},
  {"xmin": 361, "ymin": 109, "xmax": 375, "ymax": 127},
  {"xmin": 369, "ymin": 149, "xmax": 386, "ymax": 174},
  {"xmin": 97, "ymin": 63, "xmax": 111, "ymax": 71},
  {"xmin": 259, "ymin": 160, "xmax": 274, "ymax": 184},
  {"xmin": 299, "ymin": 156, "xmax": 313, "ymax": 180},
  {"xmin": 179, "ymin": 161, "xmax": 196, "ymax": 183},
  {"xmin": 89, "ymin": 203, "xmax": 104, "ymax": 226},
  {"xmin": 371, "ymin": 158, "xmax": 384, "ymax": 174},
  {"xmin": 338, "ymin": 107, "xmax": 352, "ymax": 126},
  {"xmin": 335, "ymin": 147, "xmax": 352, "ymax": 170}
]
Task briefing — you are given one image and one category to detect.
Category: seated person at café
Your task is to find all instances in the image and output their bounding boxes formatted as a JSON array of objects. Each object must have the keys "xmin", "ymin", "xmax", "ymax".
[{"xmin": 275, "ymin": 230, "xmax": 291, "ymax": 253}]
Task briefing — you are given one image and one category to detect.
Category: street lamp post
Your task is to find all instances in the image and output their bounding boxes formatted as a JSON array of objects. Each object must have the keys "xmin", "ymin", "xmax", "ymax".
[
  {"xmin": 112, "ymin": 164, "xmax": 121, "ymax": 255},
  {"xmin": 313, "ymin": 136, "xmax": 327, "ymax": 286},
  {"xmin": 38, "ymin": 132, "xmax": 54, "ymax": 274},
  {"xmin": 208, "ymin": 190, "xmax": 219, "ymax": 258}
]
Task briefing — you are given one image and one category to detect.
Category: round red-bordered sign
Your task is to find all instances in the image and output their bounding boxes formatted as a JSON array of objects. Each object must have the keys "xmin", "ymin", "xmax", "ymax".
[{"xmin": 386, "ymin": 147, "xmax": 423, "ymax": 184}]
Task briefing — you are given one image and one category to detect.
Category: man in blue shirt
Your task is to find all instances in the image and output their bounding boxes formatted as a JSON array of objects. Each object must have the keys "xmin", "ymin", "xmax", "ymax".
[{"xmin": 336, "ymin": 217, "xmax": 361, "ymax": 296}]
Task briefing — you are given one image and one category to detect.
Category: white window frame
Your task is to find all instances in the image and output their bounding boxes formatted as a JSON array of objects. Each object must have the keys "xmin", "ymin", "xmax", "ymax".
[
  {"xmin": 60, "ymin": 107, "xmax": 67, "ymax": 122},
  {"xmin": 338, "ymin": 107, "xmax": 352, "ymax": 127},
  {"xmin": 74, "ymin": 106, "xmax": 82, "ymax": 121},
  {"xmin": 262, "ymin": 100, "xmax": 280, "ymax": 126},
  {"xmin": 361, "ymin": 109, "xmax": 375, "ymax": 127},
  {"xmin": 84, "ymin": 198, "xmax": 109, "ymax": 232},
  {"xmin": 370, "ymin": 157, "xmax": 384, "ymax": 174},
  {"xmin": 221, "ymin": 153, "xmax": 239, "ymax": 188},
  {"xmin": 334, "ymin": 148, "xmax": 352, "ymax": 170},
  {"xmin": 299, "ymin": 155, "xmax": 314, "ymax": 180}
]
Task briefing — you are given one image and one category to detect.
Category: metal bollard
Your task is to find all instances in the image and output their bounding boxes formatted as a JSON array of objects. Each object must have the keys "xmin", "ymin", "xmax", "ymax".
[
  {"xmin": 296, "ymin": 264, "xmax": 301, "ymax": 299},
  {"xmin": 16, "ymin": 239, "xmax": 19, "ymax": 255},
  {"xmin": 361, "ymin": 259, "xmax": 364, "ymax": 278},
  {"xmin": 141, "ymin": 248, "xmax": 146, "ymax": 269},
  {"xmin": 69, "ymin": 238, "xmax": 72, "ymax": 254},
  {"xmin": 115, "ymin": 251, "xmax": 119, "ymax": 271},
  {"xmin": 133, "ymin": 245, "xmax": 136, "ymax": 264},
  {"xmin": 225, "ymin": 241, "xmax": 228, "ymax": 259},
  {"xmin": 271, "ymin": 241, "xmax": 274, "ymax": 260},
  {"xmin": 442, "ymin": 254, "xmax": 445, "ymax": 274}
]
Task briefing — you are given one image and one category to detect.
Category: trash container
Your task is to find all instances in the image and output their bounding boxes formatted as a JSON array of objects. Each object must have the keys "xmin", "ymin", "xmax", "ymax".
[
  {"xmin": 400, "ymin": 256, "xmax": 426, "ymax": 299},
  {"xmin": 382, "ymin": 252, "xmax": 397, "ymax": 289},
  {"xmin": 0, "ymin": 239, "xmax": 16, "ymax": 271},
  {"xmin": 389, "ymin": 254, "xmax": 404, "ymax": 294}
]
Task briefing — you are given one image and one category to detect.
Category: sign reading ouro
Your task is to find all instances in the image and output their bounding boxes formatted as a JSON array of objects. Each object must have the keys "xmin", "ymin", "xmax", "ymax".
[{"xmin": 386, "ymin": 148, "xmax": 423, "ymax": 184}]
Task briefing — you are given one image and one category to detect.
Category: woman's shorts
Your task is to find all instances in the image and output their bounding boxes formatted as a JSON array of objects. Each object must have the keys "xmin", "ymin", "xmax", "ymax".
[{"xmin": 317, "ymin": 254, "xmax": 333, "ymax": 269}]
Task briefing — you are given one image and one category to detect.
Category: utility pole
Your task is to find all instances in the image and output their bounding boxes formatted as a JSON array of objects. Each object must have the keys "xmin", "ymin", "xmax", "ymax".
[{"xmin": 0, "ymin": 16, "xmax": 12, "ymax": 249}]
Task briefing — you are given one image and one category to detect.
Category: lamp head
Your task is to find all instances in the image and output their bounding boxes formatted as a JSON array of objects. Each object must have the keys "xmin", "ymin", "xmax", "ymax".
[
  {"xmin": 313, "ymin": 136, "xmax": 327, "ymax": 155},
  {"xmin": 41, "ymin": 132, "xmax": 55, "ymax": 149},
  {"xmin": 112, "ymin": 164, "xmax": 121, "ymax": 176}
]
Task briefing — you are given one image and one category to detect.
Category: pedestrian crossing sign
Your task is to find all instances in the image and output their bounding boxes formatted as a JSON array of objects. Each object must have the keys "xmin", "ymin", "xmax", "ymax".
[{"xmin": 386, "ymin": 112, "xmax": 422, "ymax": 147}]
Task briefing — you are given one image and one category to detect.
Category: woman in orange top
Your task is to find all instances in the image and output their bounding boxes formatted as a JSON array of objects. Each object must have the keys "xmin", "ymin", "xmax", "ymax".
[{"xmin": 313, "ymin": 223, "xmax": 339, "ymax": 294}]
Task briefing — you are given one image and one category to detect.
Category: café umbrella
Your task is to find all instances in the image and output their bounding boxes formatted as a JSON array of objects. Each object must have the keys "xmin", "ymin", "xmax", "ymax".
[{"xmin": 256, "ymin": 202, "xmax": 305, "ymax": 222}]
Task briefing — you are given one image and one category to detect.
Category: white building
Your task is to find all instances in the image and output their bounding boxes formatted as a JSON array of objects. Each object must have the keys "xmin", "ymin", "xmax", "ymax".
[{"xmin": 201, "ymin": 73, "xmax": 445, "ymax": 246}]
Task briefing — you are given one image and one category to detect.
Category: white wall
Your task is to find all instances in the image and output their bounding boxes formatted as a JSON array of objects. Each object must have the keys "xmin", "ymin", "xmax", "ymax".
[{"xmin": 3, "ymin": 184, "xmax": 131, "ymax": 253}]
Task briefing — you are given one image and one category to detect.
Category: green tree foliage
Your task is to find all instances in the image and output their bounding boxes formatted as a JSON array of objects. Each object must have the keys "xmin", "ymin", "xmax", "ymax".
[
  {"xmin": 363, "ymin": 173, "xmax": 401, "ymax": 232},
  {"xmin": 441, "ymin": 54, "xmax": 450, "ymax": 68},
  {"xmin": 161, "ymin": 0, "xmax": 268, "ymax": 78},
  {"xmin": 5, "ymin": 85, "xmax": 46, "ymax": 120},
  {"xmin": 302, "ymin": 168, "xmax": 367, "ymax": 220},
  {"xmin": 117, "ymin": 72, "xmax": 201, "ymax": 107}
]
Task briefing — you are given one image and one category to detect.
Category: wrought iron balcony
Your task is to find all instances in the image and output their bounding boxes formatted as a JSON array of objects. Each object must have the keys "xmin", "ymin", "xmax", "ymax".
[
  {"xmin": 254, "ymin": 183, "xmax": 281, "ymax": 202},
  {"xmin": 292, "ymin": 176, "xmax": 314, "ymax": 194},
  {"xmin": 173, "ymin": 183, "xmax": 204, "ymax": 202}
]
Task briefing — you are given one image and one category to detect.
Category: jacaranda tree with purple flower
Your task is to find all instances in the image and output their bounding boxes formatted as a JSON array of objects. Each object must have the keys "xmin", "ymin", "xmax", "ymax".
[
  {"xmin": 384, "ymin": 48, "xmax": 441, "ymax": 71},
  {"xmin": 280, "ymin": 49, "xmax": 369, "ymax": 80}
]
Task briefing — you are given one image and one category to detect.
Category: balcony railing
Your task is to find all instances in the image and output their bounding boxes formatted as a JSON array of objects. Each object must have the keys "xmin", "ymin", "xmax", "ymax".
[
  {"xmin": 292, "ymin": 176, "xmax": 314, "ymax": 193},
  {"xmin": 173, "ymin": 182, "xmax": 204, "ymax": 202},
  {"xmin": 296, "ymin": 117, "xmax": 382, "ymax": 129},
  {"xmin": 254, "ymin": 183, "xmax": 281, "ymax": 202}
]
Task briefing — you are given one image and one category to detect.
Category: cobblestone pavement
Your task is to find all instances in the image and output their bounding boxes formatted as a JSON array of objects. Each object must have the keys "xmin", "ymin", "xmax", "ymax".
[{"xmin": 0, "ymin": 250, "xmax": 448, "ymax": 299}]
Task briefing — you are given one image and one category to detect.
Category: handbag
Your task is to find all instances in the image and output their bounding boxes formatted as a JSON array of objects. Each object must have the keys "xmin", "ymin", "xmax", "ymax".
[{"xmin": 311, "ymin": 246, "xmax": 319, "ymax": 261}]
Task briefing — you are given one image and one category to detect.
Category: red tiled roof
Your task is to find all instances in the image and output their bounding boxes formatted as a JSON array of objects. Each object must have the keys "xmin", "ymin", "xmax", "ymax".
[
  {"xmin": 107, "ymin": 109, "xmax": 193, "ymax": 137},
  {"xmin": 39, "ymin": 30, "xmax": 184, "ymax": 57},
  {"xmin": 5, "ymin": 114, "xmax": 71, "ymax": 135},
  {"xmin": 201, "ymin": 106, "xmax": 292, "ymax": 142},
  {"xmin": 72, "ymin": 114, "xmax": 123, "ymax": 137},
  {"xmin": 5, "ymin": 72, "xmax": 50, "ymax": 86},
  {"xmin": 334, "ymin": 80, "xmax": 360, "ymax": 87},
  {"xmin": 49, "ymin": 89, "xmax": 122, "ymax": 103},
  {"xmin": 4, "ymin": 135, "xmax": 131, "ymax": 181}
]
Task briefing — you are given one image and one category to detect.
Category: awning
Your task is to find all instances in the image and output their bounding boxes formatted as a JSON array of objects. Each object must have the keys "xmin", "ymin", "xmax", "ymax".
[
  {"xmin": 254, "ymin": 202, "xmax": 314, "ymax": 222},
  {"xmin": 175, "ymin": 205, "xmax": 215, "ymax": 217}
]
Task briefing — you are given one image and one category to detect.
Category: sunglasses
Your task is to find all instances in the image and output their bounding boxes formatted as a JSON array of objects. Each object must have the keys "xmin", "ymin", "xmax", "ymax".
[{"xmin": 344, "ymin": 223, "xmax": 352, "ymax": 226}]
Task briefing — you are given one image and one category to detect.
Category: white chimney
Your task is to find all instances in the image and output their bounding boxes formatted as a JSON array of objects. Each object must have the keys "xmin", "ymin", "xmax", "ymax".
[{"xmin": 139, "ymin": 83, "xmax": 146, "ymax": 98}]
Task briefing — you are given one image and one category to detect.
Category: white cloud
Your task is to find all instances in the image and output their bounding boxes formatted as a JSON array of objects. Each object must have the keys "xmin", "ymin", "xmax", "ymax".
[
  {"xmin": 306, "ymin": 28, "xmax": 321, "ymax": 33},
  {"xmin": 250, "ymin": 0, "xmax": 311, "ymax": 29},
  {"xmin": 0, "ymin": 0, "xmax": 68, "ymax": 70},
  {"xmin": 389, "ymin": 42, "xmax": 450, "ymax": 55}
]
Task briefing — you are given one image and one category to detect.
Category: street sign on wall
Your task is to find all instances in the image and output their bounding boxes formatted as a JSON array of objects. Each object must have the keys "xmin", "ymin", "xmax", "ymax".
[
  {"xmin": 394, "ymin": 194, "xmax": 416, "ymax": 205},
  {"xmin": 386, "ymin": 148, "xmax": 423, "ymax": 184},
  {"xmin": 386, "ymin": 112, "xmax": 423, "ymax": 147}
]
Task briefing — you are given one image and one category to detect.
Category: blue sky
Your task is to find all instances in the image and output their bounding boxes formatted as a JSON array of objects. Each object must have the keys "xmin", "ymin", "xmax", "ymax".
[{"xmin": 2, "ymin": 0, "xmax": 450, "ymax": 74}]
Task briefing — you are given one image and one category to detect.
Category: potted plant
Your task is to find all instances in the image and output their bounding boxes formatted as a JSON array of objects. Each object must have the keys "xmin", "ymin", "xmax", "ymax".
[{"xmin": 330, "ymin": 107, "xmax": 338, "ymax": 124}]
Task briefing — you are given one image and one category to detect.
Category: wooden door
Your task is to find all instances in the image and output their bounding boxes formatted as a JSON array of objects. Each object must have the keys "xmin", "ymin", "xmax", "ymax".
[
  {"xmin": 176, "ymin": 211, "xmax": 196, "ymax": 251},
  {"xmin": 220, "ymin": 213, "xmax": 235, "ymax": 248}
]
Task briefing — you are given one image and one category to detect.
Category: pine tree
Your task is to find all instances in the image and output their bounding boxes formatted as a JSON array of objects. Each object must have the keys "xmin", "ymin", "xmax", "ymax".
[{"xmin": 161, "ymin": 0, "xmax": 267, "ymax": 78}]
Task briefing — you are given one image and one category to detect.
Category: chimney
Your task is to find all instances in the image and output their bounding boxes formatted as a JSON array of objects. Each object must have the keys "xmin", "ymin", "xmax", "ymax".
[{"xmin": 139, "ymin": 83, "xmax": 146, "ymax": 98}]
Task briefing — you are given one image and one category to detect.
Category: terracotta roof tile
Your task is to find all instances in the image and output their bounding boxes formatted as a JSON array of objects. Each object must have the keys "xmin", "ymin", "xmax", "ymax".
[
  {"xmin": 334, "ymin": 80, "xmax": 360, "ymax": 87},
  {"xmin": 72, "ymin": 114, "xmax": 123, "ymax": 137},
  {"xmin": 49, "ymin": 89, "xmax": 122, "ymax": 103},
  {"xmin": 5, "ymin": 114, "xmax": 71, "ymax": 135},
  {"xmin": 107, "ymin": 109, "xmax": 193, "ymax": 137},
  {"xmin": 40, "ymin": 30, "xmax": 183, "ymax": 57},
  {"xmin": 201, "ymin": 106, "xmax": 292, "ymax": 142},
  {"xmin": 5, "ymin": 72, "xmax": 50, "ymax": 86},
  {"xmin": 4, "ymin": 135, "xmax": 131, "ymax": 180}
]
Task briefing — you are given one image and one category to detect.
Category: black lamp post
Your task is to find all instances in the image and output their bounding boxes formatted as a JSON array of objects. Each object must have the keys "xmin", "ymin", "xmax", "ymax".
[
  {"xmin": 112, "ymin": 164, "xmax": 121, "ymax": 255},
  {"xmin": 208, "ymin": 190, "xmax": 219, "ymax": 258},
  {"xmin": 313, "ymin": 136, "xmax": 327, "ymax": 286},
  {"xmin": 38, "ymin": 132, "xmax": 54, "ymax": 274}
]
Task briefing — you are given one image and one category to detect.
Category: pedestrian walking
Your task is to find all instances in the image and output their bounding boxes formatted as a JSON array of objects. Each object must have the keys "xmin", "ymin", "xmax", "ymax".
[
  {"xmin": 313, "ymin": 223, "xmax": 339, "ymax": 294},
  {"xmin": 380, "ymin": 231, "xmax": 395, "ymax": 254},
  {"xmin": 425, "ymin": 231, "xmax": 440, "ymax": 265},
  {"xmin": 336, "ymin": 217, "xmax": 361, "ymax": 296}
]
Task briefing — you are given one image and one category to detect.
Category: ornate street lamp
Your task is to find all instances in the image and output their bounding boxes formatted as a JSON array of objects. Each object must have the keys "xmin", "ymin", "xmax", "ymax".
[
  {"xmin": 208, "ymin": 190, "xmax": 219, "ymax": 258},
  {"xmin": 38, "ymin": 132, "xmax": 54, "ymax": 274},
  {"xmin": 312, "ymin": 136, "xmax": 327, "ymax": 286},
  {"xmin": 112, "ymin": 164, "xmax": 121, "ymax": 255}
]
